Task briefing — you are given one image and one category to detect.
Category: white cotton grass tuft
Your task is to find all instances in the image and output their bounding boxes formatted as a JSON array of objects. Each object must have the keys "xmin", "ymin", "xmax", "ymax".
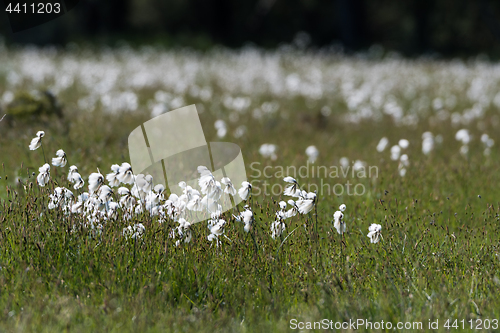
[
  {"xmin": 51, "ymin": 149, "xmax": 67, "ymax": 167},
  {"xmin": 390, "ymin": 145, "xmax": 401, "ymax": 161},
  {"xmin": 271, "ymin": 212, "xmax": 286, "ymax": 239},
  {"xmin": 339, "ymin": 157, "xmax": 349, "ymax": 169},
  {"xmin": 106, "ymin": 164, "xmax": 121, "ymax": 187},
  {"xmin": 367, "ymin": 223, "xmax": 382, "ymax": 243},
  {"xmin": 48, "ymin": 187, "xmax": 74, "ymax": 210},
  {"xmin": 208, "ymin": 217, "xmax": 226, "ymax": 242},
  {"xmin": 71, "ymin": 172, "xmax": 85, "ymax": 190},
  {"xmin": 68, "ymin": 165, "xmax": 78, "ymax": 181},
  {"xmin": 220, "ymin": 177, "xmax": 237, "ymax": 196},
  {"xmin": 118, "ymin": 187, "xmax": 136, "ymax": 209},
  {"xmin": 214, "ymin": 119, "xmax": 227, "ymax": 138},
  {"xmin": 233, "ymin": 125, "xmax": 246, "ymax": 138},
  {"xmin": 98, "ymin": 185, "xmax": 113, "ymax": 202},
  {"xmin": 398, "ymin": 139, "xmax": 409, "ymax": 149},
  {"xmin": 173, "ymin": 218, "xmax": 192, "ymax": 245},
  {"xmin": 455, "ymin": 129, "xmax": 470, "ymax": 144},
  {"xmin": 422, "ymin": 131, "xmax": 434, "ymax": 155},
  {"xmin": 88, "ymin": 171, "xmax": 104, "ymax": 193},
  {"xmin": 376, "ymin": 137, "xmax": 389, "ymax": 152},
  {"xmin": 37, "ymin": 163, "xmax": 51, "ymax": 186},
  {"xmin": 481, "ymin": 133, "xmax": 494, "ymax": 156},
  {"xmin": 399, "ymin": 154, "xmax": 409, "ymax": 166},
  {"xmin": 333, "ymin": 204, "xmax": 346, "ymax": 234},
  {"xmin": 481, "ymin": 134, "xmax": 494, "ymax": 147},
  {"xmin": 123, "ymin": 223, "xmax": 145, "ymax": 240},
  {"xmin": 283, "ymin": 176, "xmax": 300, "ymax": 197},
  {"xmin": 279, "ymin": 201, "xmax": 287, "ymax": 210},
  {"xmin": 295, "ymin": 191, "xmax": 316, "ymax": 214},
  {"xmin": 259, "ymin": 143, "xmax": 277, "ymax": 160},
  {"xmin": 117, "ymin": 162, "xmax": 134, "ymax": 184},
  {"xmin": 238, "ymin": 181, "xmax": 252, "ymax": 200},
  {"xmin": 398, "ymin": 154, "xmax": 409, "ymax": 177},
  {"xmin": 455, "ymin": 129, "xmax": 471, "ymax": 156},
  {"xmin": 197, "ymin": 166, "xmax": 215, "ymax": 195},
  {"xmin": 234, "ymin": 206, "xmax": 253, "ymax": 233},
  {"xmin": 352, "ymin": 160, "xmax": 366, "ymax": 172},
  {"xmin": 29, "ymin": 131, "xmax": 45, "ymax": 150},
  {"xmin": 305, "ymin": 145, "xmax": 319, "ymax": 163}
]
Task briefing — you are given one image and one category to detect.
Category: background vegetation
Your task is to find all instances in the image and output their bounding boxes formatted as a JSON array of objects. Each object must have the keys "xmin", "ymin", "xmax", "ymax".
[{"xmin": 3, "ymin": 0, "xmax": 500, "ymax": 57}]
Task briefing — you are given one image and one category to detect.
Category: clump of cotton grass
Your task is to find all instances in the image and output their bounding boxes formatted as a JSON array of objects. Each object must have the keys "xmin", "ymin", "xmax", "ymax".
[
  {"xmin": 481, "ymin": 133, "xmax": 495, "ymax": 156},
  {"xmin": 234, "ymin": 205, "xmax": 253, "ymax": 232},
  {"xmin": 170, "ymin": 218, "xmax": 192, "ymax": 246},
  {"xmin": 29, "ymin": 134, "xmax": 254, "ymax": 244},
  {"xmin": 214, "ymin": 119, "xmax": 227, "ymax": 138},
  {"xmin": 389, "ymin": 139, "xmax": 409, "ymax": 161},
  {"xmin": 207, "ymin": 215, "xmax": 226, "ymax": 246},
  {"xmin": 279, "ymin": 176, "xmax": 318, "ymax": 238},
  {"xmin": 367, "ymin": 224, "xmax": 382, "ymax": 243},
  {"xmin": 376, "ymin": 137, "xmax": 389, "ymax": 152},
  {"xmin": 281, "ymin": 177, "xmax": 316, "ymax": 214},
  {"xmin": 455, "ymin": 129, "xmax": 470, "ymax": 156},
  {"xmin": 333, "ymin": 204, "xmax": 346, "ymax": 234},
  {"xmin": 71, "ymin": 192, "xmax": 88, "ymax": 214},
  {"xmin": 270, "ymin": 201, "xmax": 289, "ymax": 238},
  {"xmin": 259, "ymin": 143, "xmax": 277, "ymax": 160},
  {"xmin": 37, "ymin": 163, "xmax": 51, "ymax": 186},
  {"xmin": 29, "ymin": 131, "xmax": 45, "ymax": 151},
  {"xmin": 51, "ymin": 149, "xmax": 67, "ymax": 167},
  {"xmin": 123, "ymin": 223, "xmax": 145, "ymax": 240},
  {"xmin": 271, "ymin": 215, "xmax": 286, "ymax": 239},
  {"xmin": 271, "ymin": 200, "xmax": 290, "ymax": 239},
  {"xmin": 305, "ymin": 145, "xmax": 319, "ymax": 163},
  {"xmin": 296, "ymin": 190, "xmax": 317, "ymax": 215},
  {"xmin": 48, "ymin": 187, "xmax": 74, "ymax": 211}
]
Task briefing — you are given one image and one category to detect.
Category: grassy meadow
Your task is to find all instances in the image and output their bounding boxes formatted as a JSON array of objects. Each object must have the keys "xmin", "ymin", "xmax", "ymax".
[{"xmin": 1, "ymin": 45, "xmax": 500, "ymax": 332}]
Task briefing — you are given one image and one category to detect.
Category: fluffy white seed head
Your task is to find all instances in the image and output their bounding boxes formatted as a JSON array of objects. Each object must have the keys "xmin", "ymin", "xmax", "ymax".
[{"xmin": 376, "ymin": 137, "xmax": 389, "ymax": 152}]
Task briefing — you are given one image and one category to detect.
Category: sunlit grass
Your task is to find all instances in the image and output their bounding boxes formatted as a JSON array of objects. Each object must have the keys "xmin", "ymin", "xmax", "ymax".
[{"xmin": 1, "ymin": 46, "xmax": 500, "ymax": 332}]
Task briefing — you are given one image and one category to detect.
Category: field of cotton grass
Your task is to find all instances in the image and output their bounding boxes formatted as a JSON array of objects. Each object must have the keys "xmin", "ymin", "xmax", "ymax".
[{"xmin": 2, "ymin": 43, "xmax": 500, "ymax": 332}]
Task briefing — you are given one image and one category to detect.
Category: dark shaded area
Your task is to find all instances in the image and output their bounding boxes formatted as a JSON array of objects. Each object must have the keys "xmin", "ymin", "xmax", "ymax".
[{"xmin": 1, "ymin": 0, "xmax": 500, "ymax": 56}]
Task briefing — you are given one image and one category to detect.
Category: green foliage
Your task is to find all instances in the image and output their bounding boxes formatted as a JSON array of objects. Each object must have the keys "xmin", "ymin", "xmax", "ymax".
[{"xmin": 6, "ymin": 90, "xmax": 62, "ymax": 120}]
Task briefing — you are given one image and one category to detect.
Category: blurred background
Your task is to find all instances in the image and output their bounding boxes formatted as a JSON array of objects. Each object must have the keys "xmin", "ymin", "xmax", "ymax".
[{"xmin": 2, "ymin": 0, "xmax": 500, "ymax": 57}]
